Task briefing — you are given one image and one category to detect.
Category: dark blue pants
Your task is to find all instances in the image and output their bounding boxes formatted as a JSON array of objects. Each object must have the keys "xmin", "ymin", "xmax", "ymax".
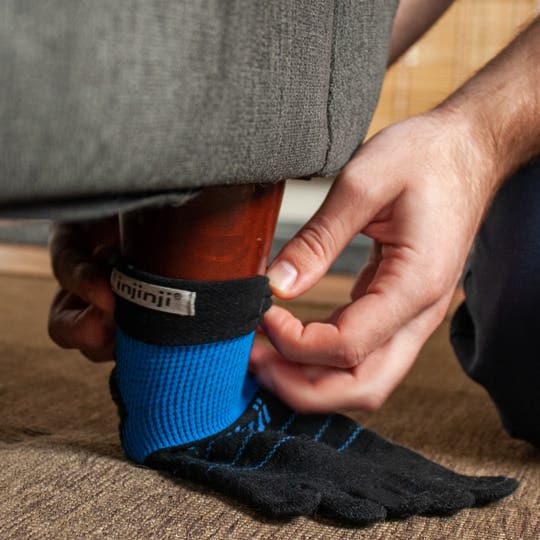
[{"xmin": 451, "ymin": 159, "xmax": 540, "ymax": 447}]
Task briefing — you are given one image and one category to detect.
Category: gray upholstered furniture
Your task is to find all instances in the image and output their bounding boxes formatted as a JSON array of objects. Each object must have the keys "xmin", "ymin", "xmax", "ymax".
[{"xmin": 1, "ymin": 0, "xmax": 397, "ymax": 218}]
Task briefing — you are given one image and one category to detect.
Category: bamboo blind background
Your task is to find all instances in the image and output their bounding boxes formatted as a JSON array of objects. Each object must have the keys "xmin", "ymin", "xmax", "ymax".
[{"xmin": 367, "ymin": 0, "xmax": 540, "ymax": 136}]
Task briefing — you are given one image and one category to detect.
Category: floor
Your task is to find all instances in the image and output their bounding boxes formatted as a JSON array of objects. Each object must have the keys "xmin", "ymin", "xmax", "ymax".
[{"xmin": 0, "ymin": 245, "xmax": 538, "ymax": 539}]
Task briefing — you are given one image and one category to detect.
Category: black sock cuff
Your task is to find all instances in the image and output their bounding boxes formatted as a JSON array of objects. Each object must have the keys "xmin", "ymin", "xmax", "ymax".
[{"xmin": 112, "ymin": 261, "xmax": 272, "ymax": 345}]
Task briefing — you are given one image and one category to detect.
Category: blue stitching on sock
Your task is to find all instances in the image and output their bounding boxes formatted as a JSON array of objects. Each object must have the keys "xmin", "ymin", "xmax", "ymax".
[
  {"xmin": 211, "ymin": 435, "xmax": 295, "ymax": 473},
  {"xmin": 337, "ymin": 426, "xmax": 363, "ymax": 452},
  {"xmin": 203, "ymin": 420, "xmax": 258, "ymax": 460},
  {"xmin": 242, "ymin": 435, "xmax": 294, "ymax": 471},
  {"xmin": 207, "ymin": 431, "xmax": 255, "ymax": 472},
  {"xmin": 312, "ymin": 415, "xmax": 334, "ymax": 442},
  {"xmin": 203, "ymin": 397, "xmax": 274, "ymax": 460},
  {"xmin": 262, "ymin": 404, "xmax": 271, "ymax": 424},
  {"xmin": 278, "ymin": 413, "xmax": 297, "ymax": 433},
  {"xmin": 257, "ymin": 411, "xmax": 266, "ymax": 432},
  {"xmin": 204, "ymin": 431, "xmax": 233, "ymax": 459},
  {"xmin": 202, "ymin": 409, "xmax": 295, "ymax": 465},
  {"xmin": 229, "ymin": 432, "xmax": 255, "ymax": 465}
]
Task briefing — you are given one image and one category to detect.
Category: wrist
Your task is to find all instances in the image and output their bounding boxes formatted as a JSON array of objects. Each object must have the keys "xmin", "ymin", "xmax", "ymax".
[
  {"xmin": 434, "ymin": 16, "xmax": 540, "ymax": 188},
  {"xmin": 426, "ymin": 105, "xmax": 502, "ymax": 208}
]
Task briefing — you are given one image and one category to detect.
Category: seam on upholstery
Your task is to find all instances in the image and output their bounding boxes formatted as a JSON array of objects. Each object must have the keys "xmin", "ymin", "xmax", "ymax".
[{"xmin": 321, "ymin": 0, "xmax": 338, "ymax": 173}]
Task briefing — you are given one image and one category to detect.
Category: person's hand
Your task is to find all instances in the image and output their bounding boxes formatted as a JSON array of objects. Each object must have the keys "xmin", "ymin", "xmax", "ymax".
[
  {"xmin": 48, "ymin": 217, "xmax": 120, "ymax": 362},
  {"xmin": 251, "ymin": 110, "xmax": 499, "ymax": 413}
]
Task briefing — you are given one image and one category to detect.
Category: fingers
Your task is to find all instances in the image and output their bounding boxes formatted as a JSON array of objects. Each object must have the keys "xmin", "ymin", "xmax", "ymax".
[
  {"xmin": 48, "ymin": 289, "xmax": 115, "ymax": 362},
  {"xmin": 262, "ymin": 305, "xmax": 361, "ymax": 368},
  {"xmin": 52, "ymin": 248, "xmax": 114, "ymax": 315},
  {"xmin": 264, "ymin": 239, "xmax": 451, "ymax": 369},
  {"xmin": 66, "ymin": 263, "xmax": 112, "ymax": 316},
  {"xmin": 266, "ymin": 171, "xmax": 398, "ymax": 299},
  {"xmin": 351, "ymin": 241, "xmax": 382, "ymax": 300},
  {"xmin": 333, "ymin": 250, "xmax": 441, "ymax": 361},
  {"xmin": 49, "ymin": 221, "xmax": 117, "ymax": 315},
  {"xmin": 48, "ymin": 219, "xmax": 120, "ymax": 362},
  {"xmin": 252, "ymin": 299, "xmax": 447, "ymax": 413}
]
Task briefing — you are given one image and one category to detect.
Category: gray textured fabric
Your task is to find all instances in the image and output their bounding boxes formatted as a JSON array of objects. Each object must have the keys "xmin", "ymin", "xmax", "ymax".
[
  {"xmin": 0, "ymin": 1, "xmax": 397, "ymax": 218},
  {"xmin": 322, "ymin": 0, "xmax": 398, "ymax": 174}
]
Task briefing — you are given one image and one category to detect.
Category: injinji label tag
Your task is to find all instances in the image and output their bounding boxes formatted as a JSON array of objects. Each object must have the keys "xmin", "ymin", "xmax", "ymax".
[{"xmin": 110, "ymin": 268, "xmax": 196, "ymax": 316}]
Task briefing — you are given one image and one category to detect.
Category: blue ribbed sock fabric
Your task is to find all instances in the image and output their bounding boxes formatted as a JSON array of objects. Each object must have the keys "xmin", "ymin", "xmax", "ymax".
[
  {"xmin": 114, "ymin": 329, "xmax": 259, "ymax": 463},
  {"xmin": 110, "ymin": 262, "xmax": 517, "ymax": 525}
]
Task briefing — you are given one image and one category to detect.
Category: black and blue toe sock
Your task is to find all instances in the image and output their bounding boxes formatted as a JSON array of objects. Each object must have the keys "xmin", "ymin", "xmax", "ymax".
[{"xmin": 110, "ymin": 263, "xmax": 518, "ymax": 525}]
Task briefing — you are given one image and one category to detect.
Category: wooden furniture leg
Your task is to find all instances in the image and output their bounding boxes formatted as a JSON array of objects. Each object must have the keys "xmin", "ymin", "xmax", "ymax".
[{"xmin": 119, "ymin": 182, "xmax": 285, "ymax": 279}]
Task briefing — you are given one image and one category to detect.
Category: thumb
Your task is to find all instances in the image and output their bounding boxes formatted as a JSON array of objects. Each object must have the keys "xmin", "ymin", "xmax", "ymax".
[{"xmin": 266, "ymin": 175, "xmax": 380, "ymax": 298}]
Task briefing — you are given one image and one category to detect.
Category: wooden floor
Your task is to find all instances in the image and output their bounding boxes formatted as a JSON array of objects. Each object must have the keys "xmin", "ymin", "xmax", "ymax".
[{"xmin": 0, "ymin": 243, "xmax": 52, "ymax": 278}]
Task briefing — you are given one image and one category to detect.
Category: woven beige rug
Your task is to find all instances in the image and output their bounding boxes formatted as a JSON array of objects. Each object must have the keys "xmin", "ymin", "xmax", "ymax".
[{"xmin": 1, "ymin": 273, "xmax": 538, "ymax": 539}]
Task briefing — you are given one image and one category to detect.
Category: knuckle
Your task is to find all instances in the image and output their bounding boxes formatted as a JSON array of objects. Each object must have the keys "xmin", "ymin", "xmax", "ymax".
[
  {"xmin": 431, "ymin": 264, "xmax": 450, "ymax": 291},
  {"xmin": 338, "ymin": 171, "xmax": 359, "ymax": 199},
  {"xmin": 332, "ymin": 342, "xmax": 365, "ymax": 368},
  {"xmin": 296, "ymin": 218, "xmax": 340, "ymax": 263},
  {"xmin": 432, "ymin": 300, "xmax": 448, "ymax": 323},
  {"xmin": 73, "ymin": 261, "xmax": 91, "ymax": 284},
  {"xmin": 420, "ymin": 275, "xmax": 446, "ymax": 307},
  {"xmin": 339, "ymin": 169, "xmax": 375, "ymax": 205},
  {"xmin": 52, "ymin": 244, "xmax": 79, "ymax": 275},
  {"xmin": 73, "ymin": 263, "xmax": 101, "ymax": 299},
  {"xmin": 47, "ymin": 318, "xmax": 67, "ymax": 349}
]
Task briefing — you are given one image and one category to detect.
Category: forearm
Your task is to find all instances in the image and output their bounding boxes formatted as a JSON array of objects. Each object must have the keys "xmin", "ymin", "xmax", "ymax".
[
  {"xmin": 438, "ymin": 16, "xmax": 540, "ymax": 191},
  {"xmin": 388, "ymin": 0, "xmax": 455, "ymax": 64}
]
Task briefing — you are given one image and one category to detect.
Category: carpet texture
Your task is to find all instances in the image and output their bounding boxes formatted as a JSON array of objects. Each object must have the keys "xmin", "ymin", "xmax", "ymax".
[{"xmin": 0, "ymin": 273, "xmax": 538, "ymax": 539}]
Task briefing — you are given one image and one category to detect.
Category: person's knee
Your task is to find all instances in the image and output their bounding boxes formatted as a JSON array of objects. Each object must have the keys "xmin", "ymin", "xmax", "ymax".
[
  {"xmin": 451, "ymin": 160, "xmax": 540, "ymax": 447},
  {"xmin": 493, "ymin": 383, "xmax": 540, "ymax": 447},
  {"xmin": 452, "ymin": 300, "xmax": 540, "ymax": 447}
]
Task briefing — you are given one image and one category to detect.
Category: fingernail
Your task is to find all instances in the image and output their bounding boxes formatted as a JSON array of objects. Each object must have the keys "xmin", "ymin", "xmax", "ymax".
[{"xmin": 266, "ymin": 260, "xmax": 297, "ymax": 293}]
